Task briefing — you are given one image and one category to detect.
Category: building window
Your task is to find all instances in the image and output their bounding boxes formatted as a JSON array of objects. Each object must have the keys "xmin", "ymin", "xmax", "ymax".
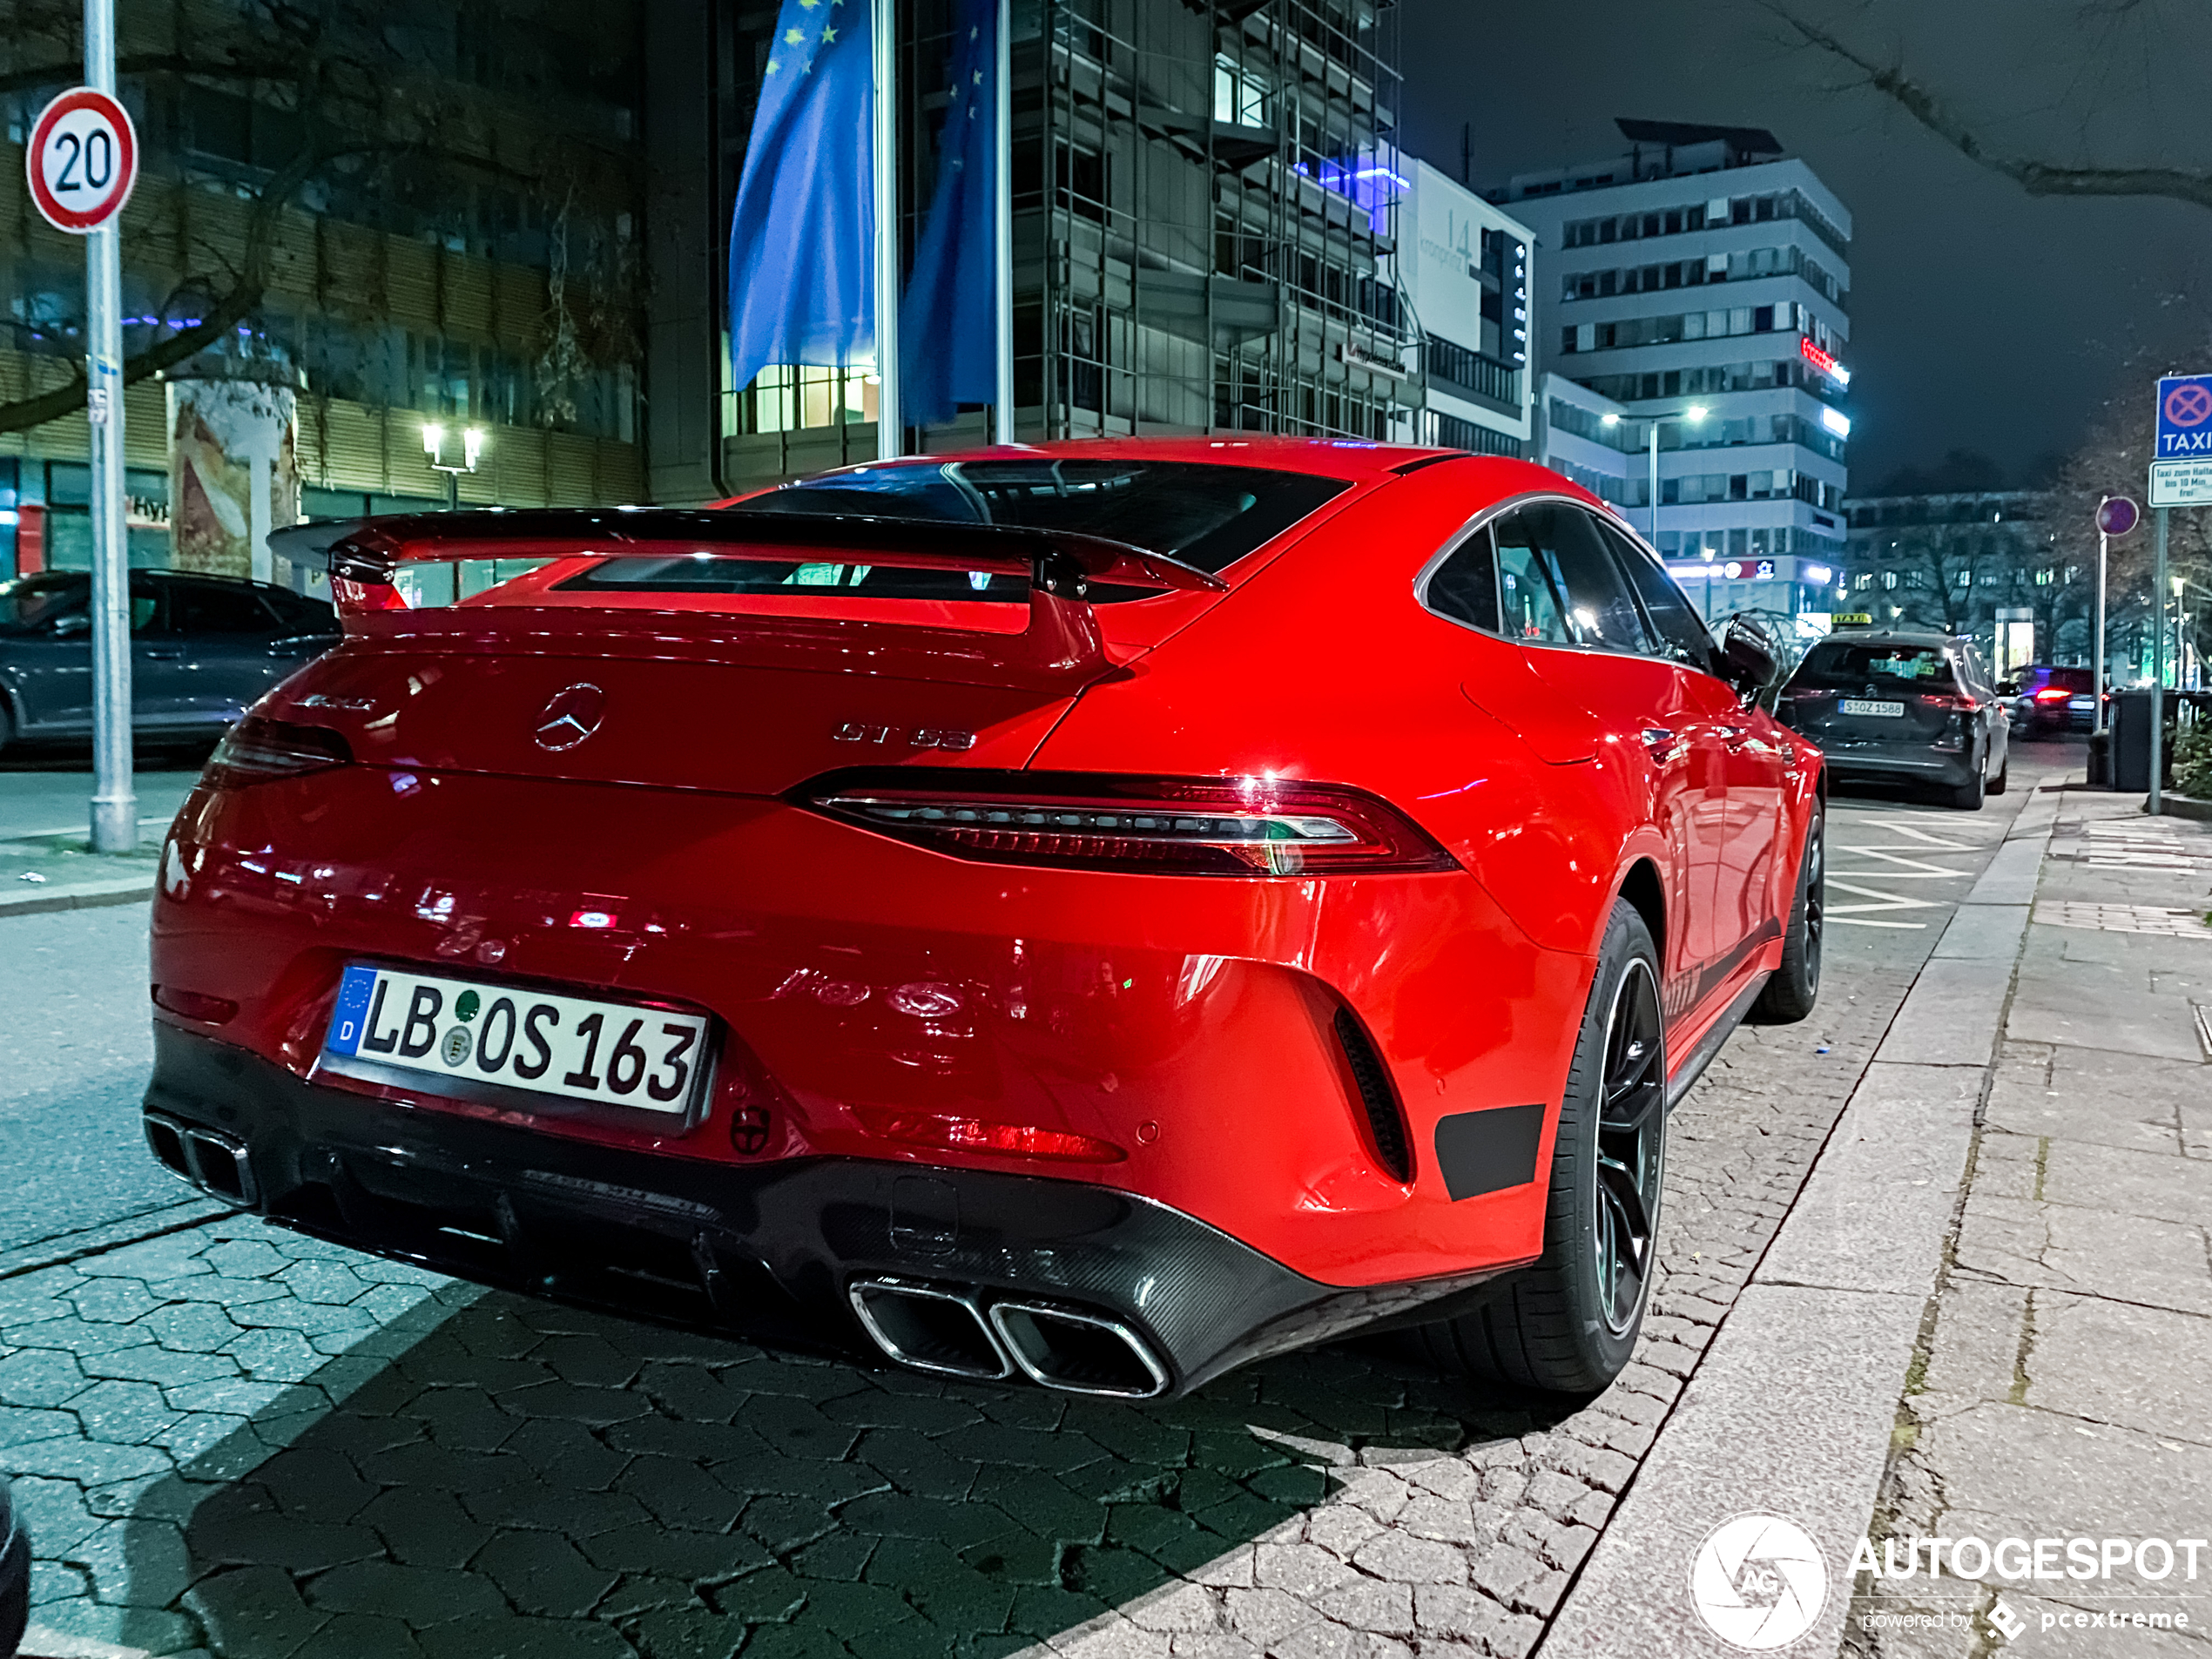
[{"xmin": 1881, "ymin": 571, "xmax": 1898, "ymax": 590}]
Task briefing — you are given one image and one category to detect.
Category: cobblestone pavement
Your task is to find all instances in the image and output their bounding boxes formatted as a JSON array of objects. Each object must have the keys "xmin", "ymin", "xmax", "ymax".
[
  {"xmin": 0, "ymin": 792, "xmax": 2034, "ymax": 1659},
  {"xmin": 1848, "ymin": 793, "xmax": 2212, "ymax": 1656}
]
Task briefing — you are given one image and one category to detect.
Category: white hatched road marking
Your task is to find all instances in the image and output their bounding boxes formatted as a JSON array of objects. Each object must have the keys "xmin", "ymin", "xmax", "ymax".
[{"xmin": 1822, "ymin": 806, "xmax": 1991, "ymax": 928}]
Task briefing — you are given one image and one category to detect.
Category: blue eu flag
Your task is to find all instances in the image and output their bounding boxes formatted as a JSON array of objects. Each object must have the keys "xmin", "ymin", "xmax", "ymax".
[
  {"xmin": 900, "ymin": 0, "xmax": 999, "ymax": 426},
  {"xmin": 729, "ymin": 0, "xmax": 877, "ymax": 395}
]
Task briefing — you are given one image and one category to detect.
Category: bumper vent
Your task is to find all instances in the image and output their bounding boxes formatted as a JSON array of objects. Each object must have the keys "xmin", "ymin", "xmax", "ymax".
[{"xmin": 1334, "ymin": 1008, "xmax": 1413, "ymax": 1184}]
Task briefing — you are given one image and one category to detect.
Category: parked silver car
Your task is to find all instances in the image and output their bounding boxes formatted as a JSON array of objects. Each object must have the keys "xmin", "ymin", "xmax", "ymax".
[{"xmin": 0, "ymin": 570, "xmax": 338, "ymax": 752}]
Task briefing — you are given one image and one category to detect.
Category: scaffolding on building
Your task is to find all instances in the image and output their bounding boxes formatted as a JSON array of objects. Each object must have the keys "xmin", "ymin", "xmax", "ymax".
[{"xmin": 1015, "ymin": 0, "xmax": 1415, "ymax": 444}]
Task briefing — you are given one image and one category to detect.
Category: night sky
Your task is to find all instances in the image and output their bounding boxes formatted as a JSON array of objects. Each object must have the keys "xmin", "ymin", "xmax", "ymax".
[{"xmin": 1399, "ymin": 0, "xmax": 2212, "ymax": 490}]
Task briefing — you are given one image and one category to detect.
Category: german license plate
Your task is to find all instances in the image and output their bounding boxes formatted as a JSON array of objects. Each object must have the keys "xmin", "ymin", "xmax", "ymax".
[
  {"xmin": 322, "ymin": 964, "xmax": 709, "ymax": 1114},
  {"xmin": 1839, "ymin": 698, "xmax": 1905, "ymax": 718}
]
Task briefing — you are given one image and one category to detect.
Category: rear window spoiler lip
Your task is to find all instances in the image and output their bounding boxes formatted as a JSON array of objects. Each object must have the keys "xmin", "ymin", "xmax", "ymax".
[{"xmin": 266, "ymin": 509, "xmax": 1229, "ymax": 597}]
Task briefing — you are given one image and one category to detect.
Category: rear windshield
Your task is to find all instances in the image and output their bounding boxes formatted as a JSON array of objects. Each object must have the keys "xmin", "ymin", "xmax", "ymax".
[
  {"xmin": 557, "ymin": 459, "xmax": 1350, "ymax": 605},
  {"xmin": 1791, "ymin": 642, "xmax": 1959, "ymax": 692},
  {"xmin": 2030, "ymin": 666, "xmax": 2093, "ymax": 691},
  {"xmin": 0, "ymin": 573, "xmax": 88, "ymax": 634}
]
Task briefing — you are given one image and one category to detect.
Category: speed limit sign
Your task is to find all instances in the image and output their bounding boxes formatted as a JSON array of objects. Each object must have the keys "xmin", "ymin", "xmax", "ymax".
[{"xmin": 26, "ymin": 88, "xmax": 138, "ymax": 234}]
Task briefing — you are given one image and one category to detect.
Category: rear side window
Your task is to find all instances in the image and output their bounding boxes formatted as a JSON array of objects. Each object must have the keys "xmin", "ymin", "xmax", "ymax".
[
  {"xmin": 1423, "ymin": 525, "xmax": 1501, "ymax": 632},
  {"xmin": 1492, "ymin": 502, "xmax": 1651, "ymax": 653},
  {"xmin": 562, "ymin": 460, "xmax": 1352, "ymax": 606},
  {"xmin": 1791, "ymin": 643, "xmax": 1959, "ymax": 692},
  {"xmin": 173, "ymin": 581, "xmax": 279, "ymax": 635}
]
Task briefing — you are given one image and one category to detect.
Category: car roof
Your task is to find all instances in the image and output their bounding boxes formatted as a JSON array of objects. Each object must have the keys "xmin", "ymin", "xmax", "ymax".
[{"xmin": 1817, "ymin": 630, "xmax": 1961, "ymax": 648}]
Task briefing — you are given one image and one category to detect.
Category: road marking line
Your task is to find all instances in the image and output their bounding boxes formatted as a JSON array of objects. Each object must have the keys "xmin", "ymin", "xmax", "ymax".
[{"xmin": 1828, "ymin": 915, "xmax": 1928, "ymax": 929}]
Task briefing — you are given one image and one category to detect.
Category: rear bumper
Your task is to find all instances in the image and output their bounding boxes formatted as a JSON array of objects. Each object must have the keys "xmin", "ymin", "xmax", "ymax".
[
  {"xmin": 1816, "ymin": 745, "xmax": 1977, "ymax": 786},
  {"xmin": 143, "ymin": 1023, "xmax": 1509, "ymax": 1395}
]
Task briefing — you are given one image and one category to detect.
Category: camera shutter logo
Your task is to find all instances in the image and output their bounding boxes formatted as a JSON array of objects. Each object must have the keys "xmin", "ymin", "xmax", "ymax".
[{"xmin": 1689, "ymin": 1513, "xmax": 1828, "ymax": 1649}]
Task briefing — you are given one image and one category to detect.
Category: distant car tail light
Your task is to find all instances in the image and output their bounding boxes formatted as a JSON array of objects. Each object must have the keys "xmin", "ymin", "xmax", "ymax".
[
  {"xmin": 2033, "ymin": 687, "xmax": 2071, "ymax": 703},
  {"xmin": 852, "ymin": 1106, "xmax": 1126, "ymax": 1163},
  {"xmin": 205, "ymin": 717, "xmax": 352, "ymax": 787},
  {"xmin": 801, "ymin": 770, "xmax": 1460, "ymax": 876}
]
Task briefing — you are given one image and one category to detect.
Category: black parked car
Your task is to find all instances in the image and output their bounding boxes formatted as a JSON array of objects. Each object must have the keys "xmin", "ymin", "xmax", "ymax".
[
  {"xmin": 0, "ymin": 570, "xmax": 338, "ymax": 753},
  {"xmin": 1, "ymin": 1476, "xmax": 27, "ymax": 1659},
  {"xmin": 2007, "ymin": 663, "xmax": 2098, "ymax": 738},
  {"xmin": 1776, "ymin": 628, "xmax": 2011, "ymax": 809}
]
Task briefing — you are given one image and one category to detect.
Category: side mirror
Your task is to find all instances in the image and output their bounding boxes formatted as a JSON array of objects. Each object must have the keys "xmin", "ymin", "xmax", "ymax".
[
  {"xmin": 1718, "ymin": 613, "xmax": 1778, "ymax": 698},
  {"xmin": 51, "ymin": 612, "xmax": 91, "ymax": 638}
]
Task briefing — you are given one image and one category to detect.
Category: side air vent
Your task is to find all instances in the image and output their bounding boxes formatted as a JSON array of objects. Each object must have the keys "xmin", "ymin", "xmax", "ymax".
[{"xmin": 1333, "ymin": 1008, "xmax": 1413, "ymax": 1184}]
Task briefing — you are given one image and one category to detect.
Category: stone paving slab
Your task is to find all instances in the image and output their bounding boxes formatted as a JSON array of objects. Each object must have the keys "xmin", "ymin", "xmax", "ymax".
[{"xmin": 1846, "ymin": 799, "xmax": 2212, "ymax": 1656}]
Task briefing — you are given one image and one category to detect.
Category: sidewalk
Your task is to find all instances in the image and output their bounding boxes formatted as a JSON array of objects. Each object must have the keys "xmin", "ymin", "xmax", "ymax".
[{"xmin": 1846, "ymin": 796, "xmax": 2212, "ymax": 1655}]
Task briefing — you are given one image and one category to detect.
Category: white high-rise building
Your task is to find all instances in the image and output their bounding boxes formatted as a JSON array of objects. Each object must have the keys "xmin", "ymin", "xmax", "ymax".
[
  {"xmin": 1494, "ymin": 120, "xmax": 1852, "ymax": 630},
  {"xmin": 1395, "ymin": 161, "xmax": 1534, "ymax": 455}
]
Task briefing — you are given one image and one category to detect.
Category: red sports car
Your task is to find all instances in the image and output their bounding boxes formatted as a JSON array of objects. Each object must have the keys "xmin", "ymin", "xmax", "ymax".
[{"xmin": 144, "ymin": 440, "xmax": 1824, "ymax": 1399}]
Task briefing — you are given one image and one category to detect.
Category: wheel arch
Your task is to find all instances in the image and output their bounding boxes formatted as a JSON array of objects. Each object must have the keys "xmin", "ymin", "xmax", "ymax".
[{"xmin": 1615, "ymin": 857, "xmax": 1666, "ymax": 968}]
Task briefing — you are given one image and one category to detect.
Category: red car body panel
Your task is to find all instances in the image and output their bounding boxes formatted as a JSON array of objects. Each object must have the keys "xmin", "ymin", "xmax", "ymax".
[{"xmin": 145, "ymin": 438, "xmax": 1820, "ymax": 1388}]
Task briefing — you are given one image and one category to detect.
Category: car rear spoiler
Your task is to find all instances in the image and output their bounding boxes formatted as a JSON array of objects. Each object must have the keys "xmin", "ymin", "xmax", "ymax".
[{"xmin": 265, "ymin": 509, "xmax": 1230, "ymax": 691}]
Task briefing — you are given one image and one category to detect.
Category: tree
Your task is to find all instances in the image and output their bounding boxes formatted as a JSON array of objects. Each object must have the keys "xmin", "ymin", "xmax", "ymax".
[{"xmin": 1764, "ymin": 2, "xmax": 2212, "ymax": 213}]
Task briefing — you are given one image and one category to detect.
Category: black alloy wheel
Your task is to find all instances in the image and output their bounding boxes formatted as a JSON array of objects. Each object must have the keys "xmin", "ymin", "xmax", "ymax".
[{"xmin": 1593, "ymin": 958, "xmax": 1666, "ymax": 1337}]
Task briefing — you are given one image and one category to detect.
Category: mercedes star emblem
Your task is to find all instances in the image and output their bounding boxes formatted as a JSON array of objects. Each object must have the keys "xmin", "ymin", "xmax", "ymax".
[{"xmin": 533, "ymin": 684, "xmax": 606, "ymax": 752}]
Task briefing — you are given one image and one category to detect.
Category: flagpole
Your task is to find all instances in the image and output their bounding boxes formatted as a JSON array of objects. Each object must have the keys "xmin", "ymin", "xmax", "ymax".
[
  {"xmin": 873, "ymin": 0, "xmax": 901, "ymax": 458},
  {"xmin": 992, "ymin": 0, "xmax": 1015, "ymax": 441}
]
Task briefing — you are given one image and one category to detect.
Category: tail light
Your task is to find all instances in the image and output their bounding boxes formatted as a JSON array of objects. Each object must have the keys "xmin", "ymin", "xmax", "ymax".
[
  {"xmin": 1914, "ymin": 693, "xmax": 1975, "ymax": 712},
  {"xmin": 205, "ymin": 717, "xmax": 352, "ymax": 787},
  {"xmin": 2033, "ymin": 687, "xmax": 2071, "ymax": 703},
  {"xmin": 801, "ymin": 770, "xmax": 1459, "ymax": 876}
]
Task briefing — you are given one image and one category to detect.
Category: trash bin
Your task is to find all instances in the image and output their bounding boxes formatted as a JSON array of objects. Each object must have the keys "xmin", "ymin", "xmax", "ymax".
[
  {"xmin": 2109, "ymin": 690, "xmax": 2156, "ymax": 793},
  {"xmin": 2087, "ymin": 730, "xmax": 2111, "ymax": 788}
]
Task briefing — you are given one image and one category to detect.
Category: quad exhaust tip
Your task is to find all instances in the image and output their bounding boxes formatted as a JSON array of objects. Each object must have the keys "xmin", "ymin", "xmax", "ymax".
[
  {"xmin": 144, "ymin": 1111, "xmax": 258, "ymax": 1208},
  {"xmin": 849, "ymin": 1278, "xmax": 1170, "ymax": 1397},
  {"xmin": 989, "ymin": 1301, "xmax": 1170, "ymax": 1399},
  {"xmin": 848, "ymin": 1278, "xmax": 1012, "ymax": 1381}
]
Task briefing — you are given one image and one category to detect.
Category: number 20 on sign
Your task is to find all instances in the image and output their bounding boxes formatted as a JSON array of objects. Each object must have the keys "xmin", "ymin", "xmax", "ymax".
[{"xmin": 25, "ymin": 87, "xmax": 138, "ymax": 234}]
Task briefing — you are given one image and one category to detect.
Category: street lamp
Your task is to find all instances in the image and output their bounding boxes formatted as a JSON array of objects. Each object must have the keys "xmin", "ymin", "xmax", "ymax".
[
  {"xmin": 1603, "ymin": 404, "xmax": 1708, "ymax": 543},
  {"xmin": 422, "ymin": 421, "xmax": 486, "ymax": 511}
]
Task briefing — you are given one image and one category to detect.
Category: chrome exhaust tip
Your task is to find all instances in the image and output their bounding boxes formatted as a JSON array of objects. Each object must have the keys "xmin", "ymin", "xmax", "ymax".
[
  {"xmin": 144, "ymin": 1111, "xmax": 258, "ymax": 1208},
  {"xmin": 848, "ymin": 1278, "xmax": 1013, "ymax": 1380},
  {"xmin": 988, "ymin": 1302, "xmax": 1170, "ymax": 1398}
]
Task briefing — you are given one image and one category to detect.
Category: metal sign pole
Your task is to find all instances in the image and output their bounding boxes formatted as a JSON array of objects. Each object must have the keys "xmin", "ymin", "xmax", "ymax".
[
  {"xmin": 2093, "ymin": 516, "xmax": 2108, "ymax": 738},
  {"xmin": 84, "ymin": 0, "xmax": 135, "ymax": 853},
  {"xmin": 991, "ymin": 0, "xmax": 1014, "ymax": 442},
  {"xmin": 2151, "ymin": 505, "xmax": 2168, "ymax": 814},
  {"xmin": 872, "ymin": 0, "xmax": 900, "ymax": 460}
]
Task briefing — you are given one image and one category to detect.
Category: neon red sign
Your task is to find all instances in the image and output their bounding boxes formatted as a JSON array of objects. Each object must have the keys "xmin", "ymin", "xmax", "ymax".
[{"xmin": 1800, "ymin": 338, "xmax": 1850, "ymax": 386}]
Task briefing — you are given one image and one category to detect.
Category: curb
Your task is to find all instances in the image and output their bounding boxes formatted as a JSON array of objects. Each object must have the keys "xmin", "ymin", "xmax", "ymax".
[
  {"xmin": 0, "ymin": 876, "xmax": 153, "ymax": 920},
  {"xmin": 1540, "ymin": 791, "xmax": 2049, "ymax": 1658}
]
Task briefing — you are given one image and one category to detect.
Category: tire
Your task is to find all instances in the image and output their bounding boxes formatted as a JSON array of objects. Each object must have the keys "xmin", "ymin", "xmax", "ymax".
[
  {"xmin": 1944, "ymin": 749, "xmax": 1986, "ymax": 812},
  {"xmin": 0, "ymin": 701, "xmax": 13, "ymax": 758},
  {"xmin": 1413, "ymin": 900, "xmax": 1665, "ymax": 1397},
  {"xmin": 1986, "ymin": 747, "xmax": 2008, "ymax": 795},
  {"xmin": 0, "ymin": 1481, "xmax": 28, "ymax": 1659},
  {"xmin": 1750, "ymin": 797, "xmax": 1824, "ymax": 1025}
]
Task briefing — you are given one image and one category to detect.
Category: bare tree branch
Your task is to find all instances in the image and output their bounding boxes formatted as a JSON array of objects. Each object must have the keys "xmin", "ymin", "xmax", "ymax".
[
  {"xmin": 1765, "ymin": 3, "xmax": 2212, "ymax": 211},
  {"xmin": 0, "ymin": 52, "xmax": 300, "ymax": 98}
]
